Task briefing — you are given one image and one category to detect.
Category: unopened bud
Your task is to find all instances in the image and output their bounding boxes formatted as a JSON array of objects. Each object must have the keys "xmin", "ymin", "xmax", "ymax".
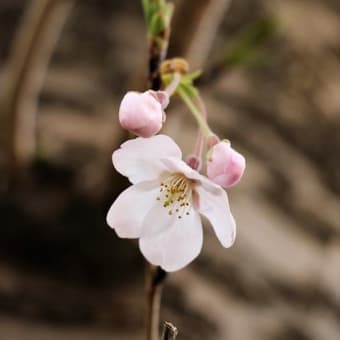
[
  {"xmin": 207, "ymin": 141, "xmax": 245, "ymax": 188},
  {"xmin": 118, "ymin": 91, "xmax": 169, "ymax": 137}
]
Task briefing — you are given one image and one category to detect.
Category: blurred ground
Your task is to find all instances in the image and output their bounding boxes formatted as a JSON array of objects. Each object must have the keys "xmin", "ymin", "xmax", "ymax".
[{"xmin": 0, "ymin": 0, "xmax": 340, "ymax": 339}]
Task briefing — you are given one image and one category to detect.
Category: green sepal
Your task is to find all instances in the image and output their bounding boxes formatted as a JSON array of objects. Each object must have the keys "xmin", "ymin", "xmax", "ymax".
[{"xmin": 181, "ymin": 70, "xmax": 202, "ymax": 84}]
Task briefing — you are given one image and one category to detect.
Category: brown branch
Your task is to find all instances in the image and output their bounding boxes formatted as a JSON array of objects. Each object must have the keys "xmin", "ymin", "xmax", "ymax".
[
  {"xmin": 142, "ymin": 4, "xmax": 233, "ymax": 338},
  {"xmin": 145, "ymin": 265, "xmax": 167, "ymax": 340},
  {"xmin": 149, "ymin": 30, "xmax": 171, "ymax": 90},
  {"xmin": 0, "ymin": 0, "xmax": 74, "ymax": 182},
  {"xmin": 145, "ymin": 2, "xmax": 172, "ymax": 337},
  {"xmin": 148, "ymin": 19, "xmax": 171, "ymax": 89},
  {"xmin": 161, "ymin": 322, "xmax": 178, "ymax": 340}
]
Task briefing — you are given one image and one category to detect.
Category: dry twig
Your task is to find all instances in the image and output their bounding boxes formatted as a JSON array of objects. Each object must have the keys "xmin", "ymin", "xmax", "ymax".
[{"xmin": 161, "ymin": 322, "xmax": 178, "ymax": 340}]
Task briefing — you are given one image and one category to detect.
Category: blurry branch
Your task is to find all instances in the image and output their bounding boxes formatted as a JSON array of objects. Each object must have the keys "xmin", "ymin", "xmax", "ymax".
[
  {"xmin": 200, "ymin": 16, "xmax": 279, "ymax": 84},
  {"xmin": 169, "ymin": 0, "xmax": 232, "ymax": 69},
  {"xmin": 161, "ymin": 322, "xmax": 178, "ymax": 340},
  {"xmin": 145, "ymin": 265, "xmax": 167, "ymax": 340},
  {"xmin": 0, "ymin": 0, "xmax": 74, "ymax": 182}
]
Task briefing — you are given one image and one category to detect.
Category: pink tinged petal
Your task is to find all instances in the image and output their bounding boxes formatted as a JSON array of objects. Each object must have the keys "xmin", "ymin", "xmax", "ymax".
[
  {"xmin": 160, "ymin": 157, "xmax": 204, "ymax": 182},
  {"xmin": 118, "ymin": 91, "xmax": 164, "ymax": 137},
  {"xmin": 112, "ymin": 135, "xmax": 182, "ymax": 184},
  {"xmin": 160, "ymin": 157, "xmax": 222, "ymax": 196},
  {"xmin": 106, "ymin": 180, "xmax": 159, "ymax": 238},
  {"xmin": 195, "ymin": 184, "xmax": 236, "ymax": 248},
  {"xmin": 139, "ymin": 210, "xmax": 203, "ymax": 272},
  {"xmin": 207, "ymin": 141, "xmax": 246, "ymax": 188}
]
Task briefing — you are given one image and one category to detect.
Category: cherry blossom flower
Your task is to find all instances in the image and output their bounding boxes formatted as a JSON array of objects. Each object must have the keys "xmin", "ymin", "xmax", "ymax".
[
  {"xmin": 106, "ymin": 135, "xmax": 237, "ymax": 272},
  {"xmin": 207, "ymin": 141, "xmax": 246, "ymax": 189},
  {"xmin": 118, "ymin": 90, "xmax": 168, "ymax": 137}
]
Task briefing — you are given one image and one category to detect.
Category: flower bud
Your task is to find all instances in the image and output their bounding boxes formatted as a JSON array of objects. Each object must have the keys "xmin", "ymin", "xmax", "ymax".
[
  {"xmin": 119, "ymin": 90, "xmax": 168, "ymax": 137},
  {"xmin": 207, "ymin": 141, "xmax": 245, "ymax": 188}
]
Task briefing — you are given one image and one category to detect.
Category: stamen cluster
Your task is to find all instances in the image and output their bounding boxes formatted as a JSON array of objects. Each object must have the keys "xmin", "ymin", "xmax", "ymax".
[{"xmin": 156, "ymin": 174, "xmax": 193, "ymax": 219}]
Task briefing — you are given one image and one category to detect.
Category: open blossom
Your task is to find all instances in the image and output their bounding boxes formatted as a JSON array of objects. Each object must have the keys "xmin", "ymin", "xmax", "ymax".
[
  {"xmin": 106, "ymin": 135, "xmax": 236, "ymax": 272},
  {"xmin": 118, "ymin": 90, "xmax": 168, "ymax": 138},
  {"xmin": 207, "ymin": 141, "xmax": 246, "ymax": 189}
]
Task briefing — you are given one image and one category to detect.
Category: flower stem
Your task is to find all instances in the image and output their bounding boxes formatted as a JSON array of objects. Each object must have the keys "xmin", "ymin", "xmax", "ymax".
[
  {"xmin": 193, "ymin": 131, "xmax": 204, "ymax": 160},
  {"xmin": 176, "ymin": 88, "xmax": 214, "ymax": 138},
  {"xmin": 145, "ymin": 264, "xmax": 167, "ymax": 340},
  {"xmin": 193, "ymin": 95, "xmax": 208, "ymax": 159},
  {"xmin": 164, "ymin": 72, "xmax": 181, "ymax": 97}
]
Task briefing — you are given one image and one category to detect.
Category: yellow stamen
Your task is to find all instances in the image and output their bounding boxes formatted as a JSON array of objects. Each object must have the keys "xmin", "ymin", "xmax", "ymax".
[{"xmin": 156, "ymin": 173, "xmax": 194, "ymax": 218}]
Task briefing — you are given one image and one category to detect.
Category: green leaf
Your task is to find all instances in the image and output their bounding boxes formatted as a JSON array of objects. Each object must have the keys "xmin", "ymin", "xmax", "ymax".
[
  {"xmin": 150, "ymin": 12, "xmax": 166, "ymax": 36},
  {"xmin": 142, "ymin": 0, "xmax": 155, "ymax": 26},
  {"xmin": 163, "ymin": 3, "xmax": 174, "ymax": 28},
  {"xmin": 142, "ymin": 0, "xmax": 149, "ymax": 20},
  {"xmin": 142, "ymin": 0, "xmax": 173, "ymax": 37},
  {"xmin": 181, "ymin": 70, "xmax": 202, "ymax": 84}
]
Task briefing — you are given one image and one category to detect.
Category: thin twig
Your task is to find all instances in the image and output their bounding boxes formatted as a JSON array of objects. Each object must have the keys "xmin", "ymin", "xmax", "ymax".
[
  {"xmin": 164, "ymin": 72, "xmax": 181, "ymax": 97},
  {"xmin": 144, "ymin": 2, "xmax": 172, "ymax": 339},
  {"xmin": 145, "ymin": 264, "xmax": 167, "ymax": 340},
  {"xmin": 161, "ymin": 322, "xmax": 178, "ymax": 340},
  {"xmin": 148, "ymin": 33, "xmax": 170, "ymax": 91}
]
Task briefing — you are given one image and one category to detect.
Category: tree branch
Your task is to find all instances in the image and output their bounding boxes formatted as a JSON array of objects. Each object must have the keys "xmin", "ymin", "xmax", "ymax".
[
  {"xmin": 161, "ymin": 322, "xmax": 178, "ymax": 340},
  {"xmin": 145, "ymin": 264, "xmax": 167, "ymax": 340}
]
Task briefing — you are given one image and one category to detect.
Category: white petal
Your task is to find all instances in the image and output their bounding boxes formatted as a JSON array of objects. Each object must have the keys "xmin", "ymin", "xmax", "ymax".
[
  {"xmin": 113, "ymin": 135, "xmax": 182, "ymax": 184},
  {"xmin": 160, "ymin": 157, "xmax": 203, "ymax": 181},
  {"xmin": 160, "ymin": 157, "xmax": 224, "ymax": 192},
  {"xmin": 140, "ymin": 204, "xmax": 175, "ymax": 238},
  {"xmin": 195, "ymin": 184, "xmax": 236, "ymax": 248},
  {"xmin": 106, "ymin": 180, "xmax": 159, "ymax": 238},
  {"xmin": 139, "ymin": 209, "xmax": 203, "ymax": 272}
]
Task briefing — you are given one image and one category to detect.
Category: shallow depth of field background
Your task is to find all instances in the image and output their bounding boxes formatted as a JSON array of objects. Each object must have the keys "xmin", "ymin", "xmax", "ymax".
[{"xmin": 0, "ymin": 0, "xmax": 340, "ymax": 339}]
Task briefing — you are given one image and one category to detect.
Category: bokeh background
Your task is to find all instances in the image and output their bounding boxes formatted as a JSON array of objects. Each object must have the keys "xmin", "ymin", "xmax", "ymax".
[{"xmin": 0, "ymin": 0, "xmax": 340, "ymax": 339}]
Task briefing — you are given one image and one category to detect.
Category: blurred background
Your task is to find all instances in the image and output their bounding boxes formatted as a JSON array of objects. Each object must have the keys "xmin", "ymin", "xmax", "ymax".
[{"xmin": 0, "ymin": 0, "xmax": 340, "ymax": 339}]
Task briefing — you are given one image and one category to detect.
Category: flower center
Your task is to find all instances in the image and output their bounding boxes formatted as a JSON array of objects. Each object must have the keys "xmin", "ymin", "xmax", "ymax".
[{"xmin": 156, "ymin": 173, "xmax": 194, "ymax": 219}]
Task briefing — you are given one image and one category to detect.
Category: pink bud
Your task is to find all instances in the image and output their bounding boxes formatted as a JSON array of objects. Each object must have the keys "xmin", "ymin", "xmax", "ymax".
[
  {"xmin": 207, "ymin": 141, "xmax": 245, "ymax": 188},
  {"xmin": 119, "ymin": 91, "xmax": 168, "ymax": 137}
]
